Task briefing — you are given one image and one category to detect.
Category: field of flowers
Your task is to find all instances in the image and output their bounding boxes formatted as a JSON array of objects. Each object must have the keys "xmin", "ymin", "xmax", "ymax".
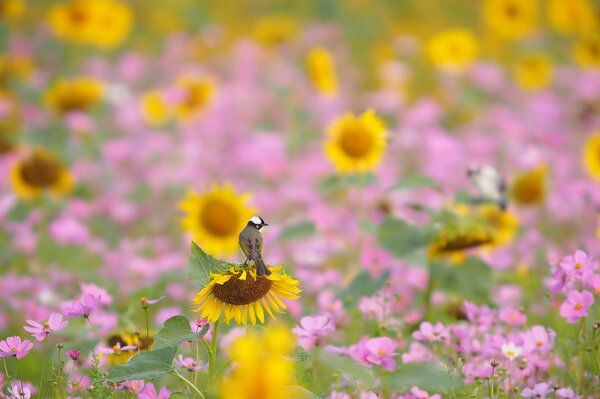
[{"xmin": 1, "ymin": 0, "xmax": 600, "ymax": 398}]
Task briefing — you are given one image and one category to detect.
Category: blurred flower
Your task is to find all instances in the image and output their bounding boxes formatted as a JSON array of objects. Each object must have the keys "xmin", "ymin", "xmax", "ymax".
[
  {"xmin": 23, "ymin": 313, "xmax": 68, "ymax": 341},
  {"xmin": 556, "ymin": 388, "xmax": 580, "ymax": 398},
  {"xmin": 513, "ymin": 54, "xmax": 553, "ymax": 91},
  {"xmin": 173, "ymin": 75, "xmax": 215, "ymax": 121},
  {"xmin": 10, "ymin": 149, "xmax": 74, "ymax": 199},
  {"xmin": 523, "ymin": 325, "xmax": 555, "ymax": 354},
  {"xmin": 498, "ymin": 307, "xmax": 526, "ymax": 326},
  {"xmin": 122, "ymin": 380, "xmax": 145, "ymax": 394},
  {"xmin": 0, "ymin": 0, "xmax": 24, "ymax": 21},
  {"xmin": 0, "ymin": 336, "xmax": 33, "ymax": 359},
  {"xmin": 63, "ymin": 294, "xmax": 101, "ymax": 318},
  {"xmin": 48, "ymin": 0, "xmax": 132, "ymax": 49},
  {"xmin": 292, "ymin": 315, "xmax": 335, "ymax": 349},
  {"xmin": 572, "ymin": 35, "xmax": 600, "ymax": 69},
  {"xmin": 483, "ymin": 0, "xmax": 537, "ymax": 39},
  {"xmin": 509, "ymin": 165, "xmax": 547, "ymax": 206},
  {"xmin": 583, "ymin": 132, "xmax": 600, "ymax": 180},
  {"xmin": 559, "ymin": 250, "xmax": 596, "ymax": 280},
  {"xmin": 192, "ymin": 265, "xmax": 301, "ymax": 325},
  {"xmin": 98, "ymin": 337, "xmax": 137, "ymax": 365},
  {"xmin": 43, "ymin": 77, "xmax": 103, "ymax": 115},
  {"xmin": 140, "ymin": 296, "xmax": 165, "ymax": 308},
  {"xmin": 139, "ymin": 90, "xmax": 171, "ymax": 126},
  {"xmin": 174, "ymin": 354, "xmax": 206, "ymax": 372},
  {"xmin": 252, "ymin": 15, "xmax": 297, "ymax": 47},
  {"xmin": 325, "ymin": 110, "xmax": 387, "ymax": 174},
  {"xmin": 548, "ymin": 0, "xmax": 597, "ymax": 36},
  {"xmin": 6, "ymin": 384, "xmax": 30, "ymax": 399},
  {"xmin": 349, "ymin": 336, "xmax": 397, "ymax": 371},
  {"xmin": 521, "ymin": 382, "xmax": 551, "ymax": 398},
  {"xmin": 179, "ymin": 185, "xmax": 255, "ymax": 257},
  {"xmin": 500, "ymin": 341, "xmax": 522, "ymax": 360},
  {"xmin": 139, "ymin": 383, "xmax": 170, "ymax": 399},
  {"xmin": 559, "ymin": 290, "xmax": 594, "ymax": 323},
  {"xmin": 65, "ymin": 349, "xmax": 80, "ymax": 360},
  {"xmin": 219, "ymin": 325, "xmax": 295, "ymax": 399},
  {"xmin": 412, "ymin": 322, "xmax": 449, "ymax": 343},
  {"xmin": 307, "ymin": 47, "xmax": 338, "ymax": 96},
  {"xmin": 409, "ymin": 387, "xmax": 441, "ymax": 399},
  {"xmin": 478, "ymin": 205, "xmax": 519, "ymax": 247},
  {"xmin": 426, "ymin": 28, "xmax": 478, "ymax": 72}
]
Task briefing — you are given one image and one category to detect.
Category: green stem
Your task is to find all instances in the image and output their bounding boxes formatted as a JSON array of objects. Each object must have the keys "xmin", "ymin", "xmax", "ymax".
[
  {"xmin": 200, "ymin": 337, "xmax": 212, "ymax": 355},
  {"xmin": 173, "ymin": 370, "xmax": 205, "ymax": 399},
  {"xmin": 2, "ymin": 358, "xmax": 10, "ymax": 379},
  {"xmin": 579, "ymin": 318, "xmax": 586, "ymax": 395},
  {"xmin": 85, "ymin": 316, "xmax": 102, "ymax": 342},
  {"xmin": 215, "ymin": 359, "xmax": 233, "ymax": 378},
  {"xmin": 424, "ymin": 261, "xmax": 434, "ymax": 321},
  {"xmin": 144, "ymin": 307, "xmax": 150, "ymax": 348},
  {"xmin": 208, "ymin": 320, "xmax": 220, "ymax": 390}
]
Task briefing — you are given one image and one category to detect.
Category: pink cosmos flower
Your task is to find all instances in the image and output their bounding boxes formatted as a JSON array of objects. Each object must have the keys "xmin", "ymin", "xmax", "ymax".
[
  {"xmin": 412, "ymin": 322, "xmax": 449, "ymax": 343},
  {"xmin": 559, "ymin": 290, "xmax": 594, "ymax": 324},
  {"xmin": 63, "ymin": 294, "xmax": 101, "ymax": 318},
  {"xmin": 523, "ymin": 325, "xmax": 555, "ymax": 354},
  {"xmin": 358, "ymin": 337, "xmax": 398, "ymax": 371},
  {"xmin": 7, "ymin": 384, "xmax": 31, "ymax": 399},
  {"xmin": 559, "ymin": 250, "xmax": 596, "ymax": 280},
  {"xmin": 498, "ymin": 308, "xmax": 527, "ymax": 326},
  {"xmin": 401, "ymin": 342, "xmax": 433, "ymax": 363},
  {"xmin": 122, "ymin": 380, "xmax": 145, "ymax": 394},
  {"xmin": 521, "ymin": 382, "xmax": 551, "ymax": 398},
  {"xmin": 140, "ymin": 296, "xmax": 165, "ymax": 307},
  {"xmin": 292, "ymin": 315, "xmax": 335, "ymax": 350},
  {"xmin": 555, "ymin": 388, "xmax": 580, "ymax": 398},
  {"xmin": 0, "ymin": 336, "xmax": 33, "ymax": 359},
  {"xmin": 98, "ymin": 342, "xmax": 137, "ymax": 355},
  {"xmin": 138, "ymin": 383, "xmax": 171, "ymax": 399},
  {"xmin": 65, "ymin": 349, "xmax": 80, "ymax": 360},
  {"xmin": 174, "ymin": 354, "xmax": 206, "ymax": 372},
  {"xmin": 23, "ymin": 313, "xmax": 68, "ymax": 341},
  {"xmin": 410, "ymin": 386, "xmax": 441, "ymax": 399}
]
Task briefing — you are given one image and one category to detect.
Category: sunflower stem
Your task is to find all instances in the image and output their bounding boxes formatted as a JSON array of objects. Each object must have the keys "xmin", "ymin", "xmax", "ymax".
[
  {"xmin": 173, "ymin": 369, "xmax": 205, "ymax": 399},
  {"xmin": 208, "ymin": 320, "xmax": 220, "ymax": 391}
]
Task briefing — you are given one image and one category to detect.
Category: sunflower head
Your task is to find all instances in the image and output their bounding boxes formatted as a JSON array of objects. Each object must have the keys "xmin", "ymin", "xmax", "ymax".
[
  {"xmin": 174, "ymin": 75, "xmax": 215, "ymax": 121},
  {"xmin": 325, "ymin": 110, "xmax": 387, "ymax": 174},
  {"xmin": 483, "ymin": 0, "xmax": 537, "ymax": 39},
  {"xmin": 573, "ymin": 35, "xmax": 600, "ymax": 69},
  {"xmin": 104, "ymin": 332, "xmax": 153, "ymax": 365},
  {"xmin": 478, "ymin": 204, "xmax": 519, "ymax": 247},
  {"xmin": 44, "ymin": 76, "xmax": 103, "ymax": 115},
  {"xmin": 513, "ymin": 54, "xmax": 553, "ymax": 91},
  {"xmin": 140, "ymin": 89, "xmax": 171, "ymax": 127},
  {"xmin": 179, "ymin": 185, "xmax": 254, "ymax": 257},
  {"xmin": 10, "ymin": 149, "xmax": 74, "ymax": 199},
  {"xmin": 584, "ymin": 133, "xmax": 600, "ymax": 180},
  {"xmin": 509, "ymin": 165, "xmax": 547, "ymax": 206},
  {"xmin": 549, "ymin": 0, "xmax": 598, "ymax": 36},
  {"xmin": 193, "ymin": 264, "xmax": 301, "ymax": 326},
  {"xmin": 307, "ymin": 47, "xmax": 338, "ymax": 96},
  {"xmin": 426, "ymin": 28, "xmax": 478, "ymax": 72}
]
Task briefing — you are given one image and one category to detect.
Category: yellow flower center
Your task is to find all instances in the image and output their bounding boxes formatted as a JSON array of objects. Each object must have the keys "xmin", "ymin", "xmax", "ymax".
[
  {"xmin": 140, "ymin": 297, "xmax": 148, "ymax": 306},
  {"xmin": 378, "ymin": 349, "xmax": 385, "ymax": 355},
  {"xmin": 10, "ymin": 347, "xmax": 17, "ymax": 351},
  {"xmin": 68, "ymin": 6, "xmax": 89, "ymax": 25},
  {"xmin": 506, "ymin": 350, "xmax": 514, "ymax": 357},
  {"xmin": 201, "ymin": 199, "xmax": 239, "ymax": 237},
  {"xmin": 212, "ymin": 273, "xmax": 273, "ymax": 305},
  {"xmin": 113, "ymin": 344, "xmax": 121, "ymax": 353},
  {"xmin": 575, "ymin": 263, "xmax": 583, "ymax": 270},
  {"xmin": 536, "ymin": 341, "xmax": 543, "ymax": 347},
  {"xmin": 43, "ymin": 322, "xmax": 50, "ymax": 329},
  {"xmin": 575, "ymin": 303, "xmax": 582, "ymax": 310},
  {"xmin": 20, "ymin": 152, "xmax": 62, "ymax": 188},
  {"xmin": 338, "ymin": 125, "xmax": 374, "ymax": 158}
]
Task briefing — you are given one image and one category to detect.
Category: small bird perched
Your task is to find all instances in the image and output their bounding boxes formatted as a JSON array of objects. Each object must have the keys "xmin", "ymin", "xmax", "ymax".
[
  {"xmin": 467, "ymin": 165, "xmax": 507, "ymax": 210},
  {"xmin": 238, "ymin": 216, "xmax": 271, "ymax": 277}
]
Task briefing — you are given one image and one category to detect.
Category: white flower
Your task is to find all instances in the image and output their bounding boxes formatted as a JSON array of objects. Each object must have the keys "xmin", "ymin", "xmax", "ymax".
[{"xmin": 501, "ymin": 341, "xmax": 522, "ymax": 361}]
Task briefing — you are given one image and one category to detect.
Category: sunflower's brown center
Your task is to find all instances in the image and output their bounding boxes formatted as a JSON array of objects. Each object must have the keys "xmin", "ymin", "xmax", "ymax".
[
  {"xmin": 338, "ymin": 125, "xmax": 374, "ymax": 158},
  {"xmin": 505, "ymin": 4, "xmax": 519, "ymax": 19},
  {"xmin": 183, "ymin": 82, "xmax": 210, "ymax": 110},
  {"xmin": 512, "ymin": 176, "xmax": 543, "ymax": 205},
  {"xmin": 434, "ymin": 233, "xmax": 492, "ymax": 252},
  {"xmin": 201, "ymin": 198, "xmax": 239, "ymax": 237},
  {"xmin": 68, "ymin": 6, "xmax": 89, "ymax": 25},
  {"xmin": 19, "ymin": 152, "xmax": 62, "ymax": 187},
  {"xmin": 212, "ymin": 274, "xmax": 273, "ymax": 305}
]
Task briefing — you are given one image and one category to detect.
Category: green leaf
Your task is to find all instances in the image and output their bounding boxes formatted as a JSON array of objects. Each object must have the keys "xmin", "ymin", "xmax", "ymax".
[
  {"xmin": 389, "ymin": 175, "xmax": 439, "ymax": 191},
  {"xmin": 340, "ymin": 270, "xmax": 390, "ymax": 305},
  {"xmin": 153, "ymin": 316, "xmax": 209, "ymax": 350},
  {"xmin": 376, "ymin": 218, "xmax": 432, "ymax": 258},
  {"xmin": 285, "ymin": 385, "xmax": 320, "ymax": 399},
  {"xmin": 431, "ymin": 257, "xmax": 492, "ymax": 302},
  {"xmin": 188, "ymin": 242, "xmax": 226, "ymax": 286},
  {"xmin": 454, "ymin": 190, "xmax": 495, "ymax": 206},
  {"xmin": 320, "ymin": 353, "xmax": 375, "ymax": 388},
  {"xmin": 381, "ymin": 363, "xmax": 463, "ymax": 392},
  {"xmin": 288, "ymin": 346, "xmax": 312, "ymax": 362},
  {"xmin": 169, "ymin": 393, "xmax": 188, "ymax": 399},
  {"xmin": 278, "ymin": 221, "xmax": 316, "ymax": 241},
  {"xmin": 105, "ymin": 347, "xmax": 177, "ymax": 382},
  {"xmin": 318, "ymin": 173, "xmax": 378, "ymax": 195}
]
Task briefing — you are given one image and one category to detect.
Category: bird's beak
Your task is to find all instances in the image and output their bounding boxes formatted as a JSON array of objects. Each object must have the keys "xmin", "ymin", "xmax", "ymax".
[{"xmin": 262, "ymin": 223, "xmax": 269, "ymax": 227}]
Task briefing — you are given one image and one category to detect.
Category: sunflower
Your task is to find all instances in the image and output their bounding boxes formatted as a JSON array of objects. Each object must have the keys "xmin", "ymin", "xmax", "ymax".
[
  {"xmin": 179, "ymin": 185, "xmax": 254, "ymax": 257},
  {"xmin": 104, "ymin": 332, "xmax": 153, "ymax": 365},
  {"xmin": 174, "ymin": 75, "xmax": 215, "ymax": 121},
  {"xmin": 548, "ymin": 0, "xmax": 597, "ymax": 36},
  {"xmin": 512, "ymin": 54, "xmax": 553, "ymax": 91},
  {"xmin": 573, "ymin": 35, "xmax": 600, "ymax": 69},
  {"xmin": 426, "ymin": 28, "xmax": 478, "ymax": 72},
  {"xmin": 252, "ymin": 15, "xmax": 297, "ymax": 47},
  {"xmin": 220, "ymin": 325, "xmax": 296, "ymax": 399},
  {"xmin": 10, "ymin": 149, "xmax": 74, "ymax": 199},
  {"xmin": 44, "ymin": 77, "xmax": 103, "ymax": 115},
  {"xmin": 307, "ymin": 47, "xmax": 338, "ymax": 96},
  {"xmin": 139, "ymin": 89, "xmax": 171, "ymax": 127},
  {"xmin": 325, "ymin": 110, "xmax": 387, "ymax": 174},
  {"xmin": 478, "ymin": 204, "xmax": 519, "ymax": 247},
  {"xmin": 0, "ymin": 0, "xmax": 24, "ymax": 21},
  {"xmin": 583, "ymin": 133, "xmax": 600, "ymax": 180},
  {"xmin": 510, "ymin": 165, "xmax": 547, "ymax": 206},
  {"xmin": 483, "ymin": 0, "xmax": 537, "ymax": 40},
  {"xmin": 193, "ymin": 265, "xmax": 301, "ymax": 326}
]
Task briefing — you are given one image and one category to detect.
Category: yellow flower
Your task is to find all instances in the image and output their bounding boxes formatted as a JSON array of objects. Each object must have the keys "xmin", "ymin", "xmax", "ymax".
[
  {"xmin": 179, "ymin": 185, "xmax": 254, "ymax": 257},
  {"xmin": 426, "ymin": 28, "xmax": 478, "ymax": 71},
  {"xmin": 44, "ymin": 77, "xmax": 103, "ymax": 115},
  {"xmin": 512, "ymin": 54, "xmax": 553, "ymax": 91},
  {"xmin": 48, "ymin": 0, "xmax": 132, "ymax": 49},
  {"xmin": 510, "ymin": 165, "xmax": 547, "ymax": 206},
  {"xmin": 252, "ymin": 15, "xmax": 297, "ymax": 47},
  {"xmin": 193, "ymin": 265, "xmax": 301, "ymax": 326},
  {"xmin": 483, "ymin": 0, "xmax": 537, "ymax": 39},
  {"xmin": 220, "ymin": 325, "xmax": 296, "ymax": 399},
  {"xmin": 478, "ymin": 204, "xmax": 519, "ymax": 247},
  {"xmin": 0, "ymin": 0, "xmax": 24, "ymax": 21},
  {"xmin": 548, "ymin": 0, "xmax": 597, "ymax": 36},
  {"xmin": 10, "ymin": 149, "xmax": 74, "ymax": 199},
  {"xmin": 583, "ymin": 133, "xmax": 600, "ymax": 180},
  {"xmin": 140, "ymin": 90, "xmax": 171, "ymax": 126},
  {"xmin": 104, "ymin": 332, "xmax": 153, "ymax": 365},
  {"xmin": 174, "ymin": 75, "xmax": 215, "ymax": 121},
  {"xmin": 573, "ymin": 35, "xmax": 600, "ymax": 69},
  {"xmin": 307, "ymin": 47, "xmax": 338, "ymax": 96},
  {"xmin": 325, "ymin": 110, "xmax": 387, "ymax": 174}
]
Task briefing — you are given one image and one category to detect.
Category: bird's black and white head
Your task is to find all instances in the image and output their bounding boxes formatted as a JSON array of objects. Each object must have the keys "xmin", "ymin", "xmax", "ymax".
[{"xmin": 248, "ymin": 215, "xmax": 268, "ymax": 230}]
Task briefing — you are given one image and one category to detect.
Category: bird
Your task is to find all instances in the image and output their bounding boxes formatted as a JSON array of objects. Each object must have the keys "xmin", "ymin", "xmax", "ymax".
[
  {"xmin": 238, "ymin": 215, "xmax": 271, "ymax": 277},
  {"xmin": 467, "ymin": 165, "xmax": 508, "ymax": 210}
]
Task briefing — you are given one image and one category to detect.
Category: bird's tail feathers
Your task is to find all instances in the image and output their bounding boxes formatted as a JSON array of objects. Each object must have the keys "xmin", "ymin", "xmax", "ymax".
[{"xmin": 253, "ymin": 253, "xmax": 271, "ymax": 277}]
